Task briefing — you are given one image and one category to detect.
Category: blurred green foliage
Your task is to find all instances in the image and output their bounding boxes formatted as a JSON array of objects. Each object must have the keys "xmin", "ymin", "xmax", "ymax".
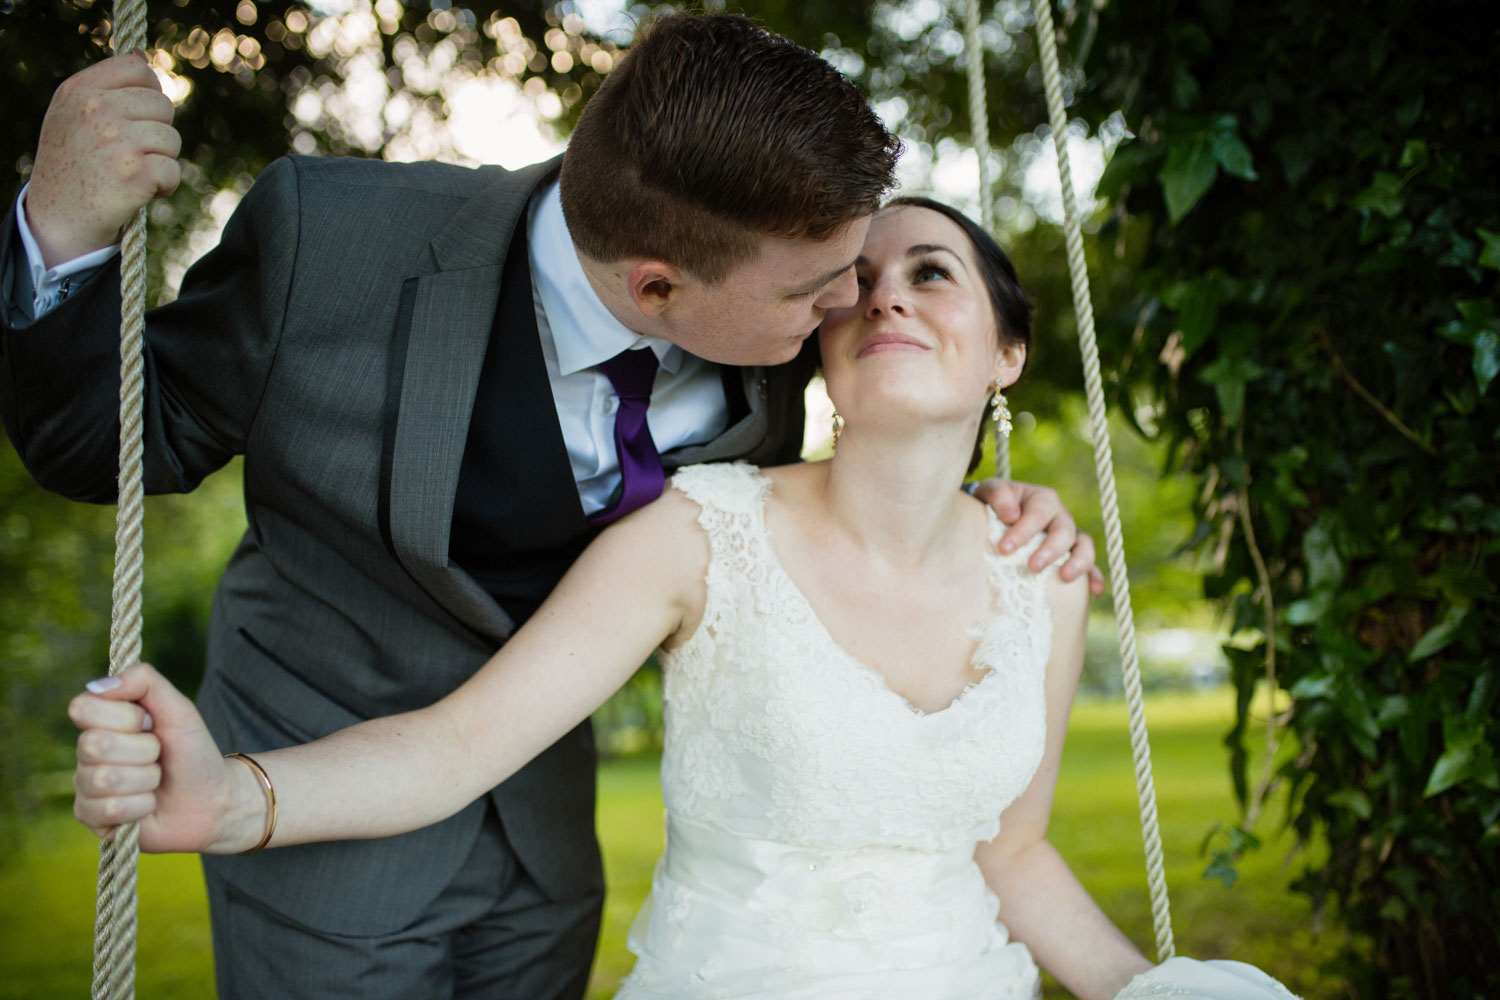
[
  {"xmin": 1059, "ymin": 1, "xmax": 1500, "ymax": 995},
  {"xmin": 0, "ymin": 433, "xmax": 245, "ymax": 863}
]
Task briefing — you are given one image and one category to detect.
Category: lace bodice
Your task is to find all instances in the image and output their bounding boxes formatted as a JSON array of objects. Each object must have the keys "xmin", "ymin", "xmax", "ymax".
[
  {"xmin": 614, "ymin": 463, "xmax": 1053, "ymax": 998},
  {"xmin": 659, "ymin": 462, "xmax": 1052, "ymax": 855}
]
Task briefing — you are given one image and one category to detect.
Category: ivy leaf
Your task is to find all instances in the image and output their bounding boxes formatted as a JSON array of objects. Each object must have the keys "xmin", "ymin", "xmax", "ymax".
[
  {"xmin": 1289, "ymin": 672, "xmax": 1334, "ymax": 699},
  {"xmin": 1210, "ymin": 125, "xmax": 1258, "ymax": 181},
  {"xmin": 1216, "ymin": 380, "xmax": 1245, "ymax": 425},
  {"xmin": 1198, "ymin": 356, "xmax": 1268, "ymax": 425},
  {"xmin": 1408, "ymin": 605, "xmax": 1470, "ymax": 661},
  {"xmin": 1399, "ymin": 139, "xmax": 1429, "ymax": 170},
  {"xmin": 1473, "ymin": 330, "xmax": 1500, "ymax": 395},
  {"xmin": 1352, "ymin": 172, "xmax": 1405, "ymax": 218},
  {"xmin": 1478, "ymin": 228, "xmax": 1500, "ymax": 271},
  {"xmin": 1425, "ymin": 753, "xmax": 1469, "ymax": 797},
  {"xmin": 1328, "ymin": 788, "xmax": 1373, "ymax": 820},
  {"xmin": 1162, "ymin": 277, "xmax": 1222, "ymax": 356},
  {"xmin": 1454, "ymin": 299, "xmax": 1496, "ymax": 324},
  {"xmin": 1377, "ymin": 694, "xmax": 1411, "ymax": 726},
  {"xmin": 1303, "ymin": 515, "xmax": 1345, "ymax": 592},
  {"xmin": 1202, "ymin": 850, "xmax": 1239, "ymax": 888},
  {"xmin": 1438, "ymin": 300, "xmax": 1500, "ymax": 394},
  {"xmin": 1285, "ymin": 595, "xmax": 1331, "ymax": 625},
  {"xmin": 1268, "ymin": 446, "xmax": 1311, "ymax": 506},
  {"xmin": 1425, "ymin": 722, "xmax": 1481, "ymax": 797},
  {"xmin": 1380, "ymin": 897, "xmax": 1409, "ymax": 922},
  {"xmin": 1161, "ymin": 132, "xmax": 1218, "ymax": 225}
]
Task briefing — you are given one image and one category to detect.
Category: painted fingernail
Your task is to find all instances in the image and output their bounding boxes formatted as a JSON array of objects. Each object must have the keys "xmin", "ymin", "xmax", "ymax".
[
  {"xmin": 141, "ymin": 712, "xmax": 154, "ymax": 732},
  {"xmin": 86, "ymin": 677, "xmax": 123, "ymax": 694}
]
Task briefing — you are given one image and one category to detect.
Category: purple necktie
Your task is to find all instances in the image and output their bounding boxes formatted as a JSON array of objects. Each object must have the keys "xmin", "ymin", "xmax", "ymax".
[{"xmin": 589, "ymin": 347, "xmax": 665, "ymax": 526}]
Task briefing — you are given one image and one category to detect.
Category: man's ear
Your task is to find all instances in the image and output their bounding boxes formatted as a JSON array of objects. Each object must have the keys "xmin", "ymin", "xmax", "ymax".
[
  {"xmin": 995, "ymin": 342, "xmax": 1027, "ymax": 389},
  {"xmin": 627, "ymin": 260, "xmax": 685, "ymax": 319}
]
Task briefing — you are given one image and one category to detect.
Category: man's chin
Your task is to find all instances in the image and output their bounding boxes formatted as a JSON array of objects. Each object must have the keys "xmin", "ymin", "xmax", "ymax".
[
  {"xmin": 707, "ymin": 330, "xmax": 815, "ymax": 368},
  {"xmin": 760, "ymin": 338, "xmax": 811, "ymax": 367},
  {"xmin": 773, "ymin": 328, "xmax": 820, "ymax": 363}
]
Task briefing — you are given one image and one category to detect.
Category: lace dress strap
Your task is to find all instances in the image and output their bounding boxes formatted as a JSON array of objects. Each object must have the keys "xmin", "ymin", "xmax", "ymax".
[
  {"xmin": 667, "ymin": 462, "xmax": 774, "ymax": 639},
  {"xmin": 669, "ymin": 462, "xmax": 772, "ymax": 528},
  {"xmin": 978, "ymin": 512, "xmax": 1057, "ymax": 679}
]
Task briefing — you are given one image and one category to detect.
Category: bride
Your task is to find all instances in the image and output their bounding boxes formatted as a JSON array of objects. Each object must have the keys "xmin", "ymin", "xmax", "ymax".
[{"xmin": 71, "ymin": 199, "xmax": 1298, "ymax": 1000}]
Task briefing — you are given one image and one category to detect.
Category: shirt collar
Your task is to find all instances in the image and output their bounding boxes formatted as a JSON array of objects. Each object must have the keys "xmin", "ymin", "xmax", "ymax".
[{"xmin": 527, "ymin": 179, "xmax": 683, "ymax": 376}]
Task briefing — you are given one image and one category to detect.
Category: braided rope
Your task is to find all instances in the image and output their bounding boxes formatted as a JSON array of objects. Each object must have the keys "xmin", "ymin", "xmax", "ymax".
[
  {"xmin": 961, "ymin": 0, "xmax": 1009, "ymax": 480},
  {"xmin": 1028, "ymin": 0, "xmax": 1175, "ymax": 961},
  {"xmin": 93, "ymin": 2, "xmax": 149, "ymax": 996}
]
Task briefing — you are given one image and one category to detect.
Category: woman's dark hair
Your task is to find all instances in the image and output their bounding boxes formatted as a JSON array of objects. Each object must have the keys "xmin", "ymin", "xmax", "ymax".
[{"xmin": 881, "ymin": 196, "xmax": 1035, "ymax": 475}]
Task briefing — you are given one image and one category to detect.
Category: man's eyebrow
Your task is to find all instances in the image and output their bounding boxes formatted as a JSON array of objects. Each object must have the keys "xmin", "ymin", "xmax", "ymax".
[{"xmin": 788, "ymin": 258, "xmax": 858, "ymax": 295}]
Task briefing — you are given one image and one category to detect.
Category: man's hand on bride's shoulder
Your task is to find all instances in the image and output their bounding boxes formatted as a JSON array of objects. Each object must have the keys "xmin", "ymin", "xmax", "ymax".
[{"xmin": 970, "ymin": 479, "xmax": 1104, "ymax": 596}]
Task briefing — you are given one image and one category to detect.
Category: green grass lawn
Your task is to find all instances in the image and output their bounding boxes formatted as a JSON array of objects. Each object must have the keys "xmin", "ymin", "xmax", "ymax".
[{"xmin": 0, "ymin": 689, "xmax": 1341, "ymax": 998}]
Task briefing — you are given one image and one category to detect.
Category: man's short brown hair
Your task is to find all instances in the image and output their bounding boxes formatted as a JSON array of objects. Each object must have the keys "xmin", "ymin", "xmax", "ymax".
[{"xmin": 560, "ymin": 13, "xmax": 900, "ymax": 283}]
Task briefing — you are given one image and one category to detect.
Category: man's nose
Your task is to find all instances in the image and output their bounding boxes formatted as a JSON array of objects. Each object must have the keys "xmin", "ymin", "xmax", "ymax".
[{"xmin": 817, "ymin": 267, "xmax": 859, "ymax": 310}]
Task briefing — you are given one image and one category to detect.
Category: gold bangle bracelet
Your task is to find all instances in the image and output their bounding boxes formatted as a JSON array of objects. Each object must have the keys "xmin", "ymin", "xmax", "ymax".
[{"xmin": 224, "ymin": 753, "xmax": 278, "ymax": 855}]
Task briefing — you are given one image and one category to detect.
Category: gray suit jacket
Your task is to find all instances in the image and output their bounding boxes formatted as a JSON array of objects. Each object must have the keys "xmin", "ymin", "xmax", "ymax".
[{"xmin": 0, "ymin": 154, "xmax": 812, "ymax": 934}]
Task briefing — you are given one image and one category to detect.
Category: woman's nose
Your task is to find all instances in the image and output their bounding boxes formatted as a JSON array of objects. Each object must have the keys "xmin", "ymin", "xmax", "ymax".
[{"xmin": 866, "ymin": 274, "xmax": 909, "ymax": 317}]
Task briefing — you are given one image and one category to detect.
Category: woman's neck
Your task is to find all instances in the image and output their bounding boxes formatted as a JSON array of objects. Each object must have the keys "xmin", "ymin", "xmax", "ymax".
[{"xmin": 814, "ymin": 420, "xmax": 982, "ymax": 571}]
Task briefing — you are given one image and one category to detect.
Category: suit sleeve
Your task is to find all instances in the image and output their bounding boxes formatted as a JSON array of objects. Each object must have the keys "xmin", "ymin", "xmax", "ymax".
[{"xmin": 0, "ymin": 157, "xmax": 303, "ymax": 502}]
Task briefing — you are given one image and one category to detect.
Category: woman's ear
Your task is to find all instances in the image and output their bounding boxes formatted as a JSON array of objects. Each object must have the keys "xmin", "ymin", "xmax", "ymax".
[
  {"xmin": 994, "ymin": 342, "xmax": 1027, "ymax": 389},
  {"xmin": 626, "ymin": 260, "xmax": 684, "ymax": 319}
]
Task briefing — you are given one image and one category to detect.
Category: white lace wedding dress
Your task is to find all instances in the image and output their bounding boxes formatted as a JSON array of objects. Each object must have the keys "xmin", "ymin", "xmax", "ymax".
[{"xmin": 614, "ymin": 463, "xmax": 1299, "ymax": 1000}]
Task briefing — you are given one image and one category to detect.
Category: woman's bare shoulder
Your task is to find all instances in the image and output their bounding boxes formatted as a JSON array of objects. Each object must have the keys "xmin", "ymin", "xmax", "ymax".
[{"xmin": 612, "ymin": 481, "xmax": 711, "ymax": 561}]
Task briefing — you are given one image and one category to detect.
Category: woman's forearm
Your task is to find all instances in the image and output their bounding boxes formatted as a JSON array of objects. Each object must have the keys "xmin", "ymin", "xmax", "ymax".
[
  {"xmin": 208, "ymin": 492, "xmax": 706, "ymax": 854},
  {"xmin": 214, "ymin": 701, "xmax": 487, "ymax": 852},
  {"xmin": 978, "ymin": 837, "xmax": 1153, "ymax": 1000}
]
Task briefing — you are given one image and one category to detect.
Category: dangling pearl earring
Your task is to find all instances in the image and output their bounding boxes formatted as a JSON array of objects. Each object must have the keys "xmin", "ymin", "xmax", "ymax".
[
  {"xmin": 990, "ymin": 391, "xmax": 1012, "ymax": 439},
  {"xmin": 831, "ymin": 411, "xmax": 845, "ymax": 447}
]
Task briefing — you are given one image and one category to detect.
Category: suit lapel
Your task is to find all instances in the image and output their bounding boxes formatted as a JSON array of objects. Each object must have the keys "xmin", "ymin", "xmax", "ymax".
[
  {"xmin": 665, "ymin": 366, "xmax": 769, "ymax": 468},
  {"xmin": 382, "ymin": 156, "xmax": 562, "ymax": 637},
  {"xmin": 668, "ymin": 336, "xmax": 818, "ymax": 469}
]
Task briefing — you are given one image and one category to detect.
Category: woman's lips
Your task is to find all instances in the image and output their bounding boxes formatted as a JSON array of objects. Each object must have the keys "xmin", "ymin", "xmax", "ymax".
[{"xmin": 856, "ymin": 332, "xmax": 929, "ymax": 357}]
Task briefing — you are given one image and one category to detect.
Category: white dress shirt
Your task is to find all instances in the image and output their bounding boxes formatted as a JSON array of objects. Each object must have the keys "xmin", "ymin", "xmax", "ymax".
[
  {"xmin": 13, "ymin": 185, "xmax": 120, "ymax": 317},
  {"xmin": 14, "ymin": 174, "xmax": 730, "ymax": 516},
  {"xmin": 526, "ymin": 178, "xmax": 727, "ymax": 515}
]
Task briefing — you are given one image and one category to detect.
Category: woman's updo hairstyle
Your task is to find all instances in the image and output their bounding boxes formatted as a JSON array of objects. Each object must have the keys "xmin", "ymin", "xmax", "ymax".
[{"xmin": 882, "ymin": 196, "xmax": 1034, "ymax": 473}]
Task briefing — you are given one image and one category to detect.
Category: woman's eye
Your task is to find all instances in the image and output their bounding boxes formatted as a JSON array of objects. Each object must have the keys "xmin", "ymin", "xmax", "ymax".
[{"xmin": 913, "ymin": 263, "xmax": 951, "ymax": 283}]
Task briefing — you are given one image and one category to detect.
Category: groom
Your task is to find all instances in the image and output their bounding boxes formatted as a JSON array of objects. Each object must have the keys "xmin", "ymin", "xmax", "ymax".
[{"xmin": 2, "ymin": 12, "xmax": 1096, "ymax": 999}]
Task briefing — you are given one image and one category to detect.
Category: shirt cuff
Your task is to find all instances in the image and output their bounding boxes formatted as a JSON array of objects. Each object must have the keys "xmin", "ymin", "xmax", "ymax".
[{"xmin": 14, "ymin": 183, "xmax": 121, "ymax": 318}]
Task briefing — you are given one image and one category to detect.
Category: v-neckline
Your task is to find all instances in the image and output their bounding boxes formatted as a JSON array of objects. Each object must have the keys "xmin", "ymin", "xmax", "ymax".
[{"xmin": 752, "ymin": 472, "xmax": 1007, "ymax": 720}]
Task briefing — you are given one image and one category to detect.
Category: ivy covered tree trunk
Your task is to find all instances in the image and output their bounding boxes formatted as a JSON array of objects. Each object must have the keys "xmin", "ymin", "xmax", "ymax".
[{"xmin": 1074, "ymin": 1, "xmax": 1499, "ymax": 995}]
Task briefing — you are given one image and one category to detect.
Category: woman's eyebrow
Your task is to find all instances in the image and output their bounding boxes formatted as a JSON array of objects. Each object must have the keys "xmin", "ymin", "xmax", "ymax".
[{"xmin": 906, "ymin": 243, "xmax": 968, "ymax": 271}]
